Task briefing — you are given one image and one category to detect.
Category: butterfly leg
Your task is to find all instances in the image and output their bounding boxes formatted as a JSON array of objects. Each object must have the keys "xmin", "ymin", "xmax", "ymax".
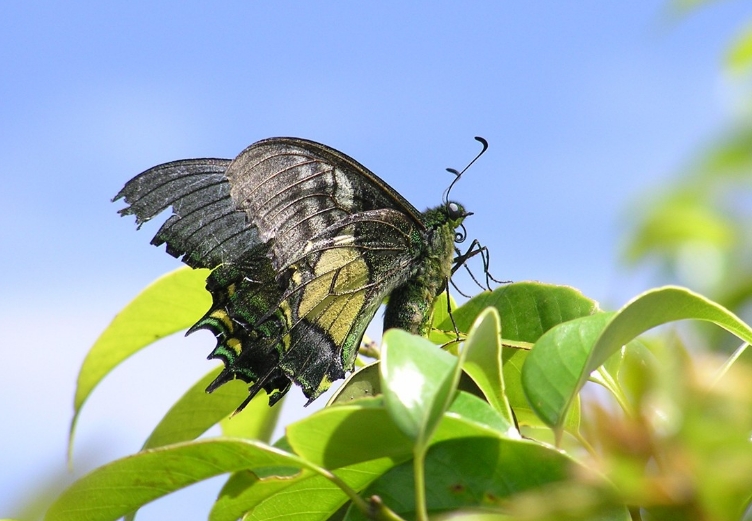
[{"xmin": 452, "ymin": 239, "xmax": 506, "ymax": 291}]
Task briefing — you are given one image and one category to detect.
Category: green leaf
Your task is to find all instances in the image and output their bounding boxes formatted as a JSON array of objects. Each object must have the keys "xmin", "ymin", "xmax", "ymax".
[
  {"xmin": 219, "ymin": 391, "xmax": 282, "ymax": 442},
  {"xmin": 522, "ymin": 312, "xmax": 614, "ymax": 435},
  {"xmin": 327, "ymin": 362, "xmax": 381, "ymax": 405},
  {"xmin": 286, "ymin": 393, "xmax": 512, "ymax": 471},
  {"xmin": 210, "ymin": 471, "xmax": 302, "ymax": 521},
  {"xmin": 286, "ymin": 400, "xmax": 414, "ymax": 470},
  {"xmin": 428, "ymin": 290, "xmax": 458, "ymax": 345},
  {"xmin": 499, "ymin": 349, "xmax": 584, "ymax": 443},
  {"xmin": 446, "ymin": 391, "xmax": 515, "ymax": 437},
  {"xmin": 441, "ymin": 282, "xmax": 599, "ymax": 343},
  {"xmin": 592, "ymin": 339, "xmax": 658, "ymax": 415},
  {"xmin": 241, "ymin": 458, "xmax": 396, "ymax": 521},
  {"xmin": 344, "ymin": 436, "xmax": 579, "ymax": 521},
  {"xmin": 460, "ymin": 308, "xmax": 515, "ymax": 427},
  {"xmin": 45, "ymin": 439, "xmax": 313, "ymax": 521},
  {"xmin": 381, "ymin": 329, "xmax": 458, "ymax": 444},
  {"xmin": 523, "ymin": 286, "xmax": 752, "ymax": 431},
  {"xmin": 70, "ymin": 267, "xmax": 210, "ymax": 455},
  {"xmin": 140, "ymin": 367, "xmax": 282, "ymax": 450}
]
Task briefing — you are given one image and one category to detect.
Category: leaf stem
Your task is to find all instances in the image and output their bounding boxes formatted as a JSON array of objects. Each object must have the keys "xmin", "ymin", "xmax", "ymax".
[
  {"xmin": 592, "ymin": 367, "xmax": 633, "ymax": 416},
  {"xmin": 712, "ymin": 341, "xmax": 749, "ymax": 386},
  {"xmin": 413, "ymin": 445, "xmax": 429, "ymax": 521},
  {"xmin": 317, "ymin": 467, "xmax": 372, "ymax": 515}
]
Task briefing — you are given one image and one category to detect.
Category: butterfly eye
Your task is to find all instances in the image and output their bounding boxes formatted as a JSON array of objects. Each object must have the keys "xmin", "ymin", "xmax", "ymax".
[{"xmin": 447, "ymin": 201, "xmax": 468, "ymax": 221}]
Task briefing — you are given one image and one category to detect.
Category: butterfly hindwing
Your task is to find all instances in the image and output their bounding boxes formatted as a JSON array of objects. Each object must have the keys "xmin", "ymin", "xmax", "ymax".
[{"xmin": 276, "ymin": 208, "xmax": 426, "ymax": 402}]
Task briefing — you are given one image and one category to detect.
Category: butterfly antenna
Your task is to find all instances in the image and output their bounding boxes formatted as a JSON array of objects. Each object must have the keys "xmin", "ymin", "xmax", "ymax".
[{"xmin": 443, "ymin": 136, "xmax": 489, "ymax": 205}]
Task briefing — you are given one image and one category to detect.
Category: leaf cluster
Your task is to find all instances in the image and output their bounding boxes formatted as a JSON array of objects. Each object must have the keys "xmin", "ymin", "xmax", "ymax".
[{"xmin": 41, "ymin": 270, "xmax": 752, "ymax": 521}]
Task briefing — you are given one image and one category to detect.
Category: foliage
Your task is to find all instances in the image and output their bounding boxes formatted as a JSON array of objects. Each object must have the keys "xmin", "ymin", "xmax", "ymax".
[
  {"xmin": 626, "ymin": 1, "xmax": 752, "ymax": 337},
  {"xmin": 43, "ymin": 271, "xmax": 752, "ymax": 521}
]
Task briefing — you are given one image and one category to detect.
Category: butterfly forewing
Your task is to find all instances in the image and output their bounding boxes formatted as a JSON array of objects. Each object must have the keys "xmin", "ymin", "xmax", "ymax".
[{"xmin": 226, "ymin": 138, "xmax": 425, "ymax": 268}]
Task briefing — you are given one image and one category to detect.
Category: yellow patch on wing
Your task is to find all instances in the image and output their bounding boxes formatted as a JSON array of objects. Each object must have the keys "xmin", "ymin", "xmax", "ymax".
[
  {"xmin": 316, "ymin": 373, "xmax": 334, "ymax": 395},
  {"xmin": 279, "ymin": 300, "xmax": 293, "ymax": 350},
  {"xmin": 226, "ymin": 337, "xmax": 242, "ymax": 355},
  {"xmin": 210, "ymin": 310, "xmax": 234, "ymax": 333},
  {"xmin": 299, "ymin": 247, "xmax": 369, "ymax": 346}
]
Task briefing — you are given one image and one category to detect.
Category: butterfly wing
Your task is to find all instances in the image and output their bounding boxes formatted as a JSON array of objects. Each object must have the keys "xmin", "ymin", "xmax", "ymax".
[
  {"xmin": 115, "ymin": 138, "xmax": 427, "ymax": 407},
  {"xmin": 114, "ymin": 158, "xmax": 261, "ymax": 268}
]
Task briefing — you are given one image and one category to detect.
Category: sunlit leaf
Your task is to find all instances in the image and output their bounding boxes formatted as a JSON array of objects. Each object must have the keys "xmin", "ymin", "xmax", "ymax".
[
  {"xmin": 327, "ymin": 363, "xmax": 381, "ymax": 405},
  {"xmin": 46, "ymin": 439, "xmax": 313, "ymax": 521},
  {"xmin": 70, "ymin": 268, "xmax": 209, "ymax": 455},
  {"xmin": 242, "ymin": 458, "xmax": 395, "ymax": 521},
  {"xmin": 460, "ymin": 308, "xmax": 515, "ymax": 427},
  {"xmin": 141, "ymin": 367, "xmax": 278, "ymax": 449},
  {"xmin": 287, "ymin": 392, "xmax": 513, "ymax": 471},
  {"xmin": 381, "ymin": 329, "xmax": 458, "ymax": 444}
]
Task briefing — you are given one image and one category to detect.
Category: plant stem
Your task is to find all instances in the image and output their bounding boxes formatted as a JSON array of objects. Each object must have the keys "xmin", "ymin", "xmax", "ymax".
[{"xmin": 413, "ymin": 445, "xmax": 429, "ymax": 521}]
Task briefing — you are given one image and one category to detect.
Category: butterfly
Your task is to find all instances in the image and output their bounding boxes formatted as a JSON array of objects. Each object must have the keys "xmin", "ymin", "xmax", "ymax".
[{"xmin": 114, "ymin": 137, "xmax": 491, "ymax": 411}]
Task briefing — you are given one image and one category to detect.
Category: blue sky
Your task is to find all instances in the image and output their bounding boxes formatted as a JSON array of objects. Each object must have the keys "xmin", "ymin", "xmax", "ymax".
[{"xmin": 2, "ymin": 1, "xmax": 751, "ymax": 519}]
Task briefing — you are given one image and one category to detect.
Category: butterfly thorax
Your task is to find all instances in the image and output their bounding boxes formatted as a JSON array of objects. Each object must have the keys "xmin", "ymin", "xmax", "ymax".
[{"xmin": 383, "ymin": 202, "xmax": 467, "ymax": 336}]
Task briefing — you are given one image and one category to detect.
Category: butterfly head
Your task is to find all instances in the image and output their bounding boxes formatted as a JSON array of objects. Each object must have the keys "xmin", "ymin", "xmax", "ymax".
[{"xmin": 445, "ymin": 200, "xmax": 472, "ymax": 243}]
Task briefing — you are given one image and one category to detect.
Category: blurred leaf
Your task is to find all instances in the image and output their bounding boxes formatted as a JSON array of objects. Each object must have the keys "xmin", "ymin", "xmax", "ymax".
[
  {"xmin": 712, "ymin": 340, "xmax": 752, "ymax": 385},
  {"xmin": 668, "ymin": 0, "xmax": 723, "ymax": 15},
  {"xmin": 70, "ymin": 267, "xmax": 210, "ymax": 456},
  {"xmin": 727, "ymin": 23, "xmax": 752, "ymax": 74},
  {"xmin": 381, "ymin": 329, "xmax": 458, "ymax": 444},
  {"xmin": 624, "ymin": 190, "xmax": 735, "ymax": 263},
  {"xmin": 523, "ymin": 286, "xmax": 752, "ymax": 431},
  {"xmin": 696, "ymin": 125, "xmax": 752, "ymax": 178}
]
